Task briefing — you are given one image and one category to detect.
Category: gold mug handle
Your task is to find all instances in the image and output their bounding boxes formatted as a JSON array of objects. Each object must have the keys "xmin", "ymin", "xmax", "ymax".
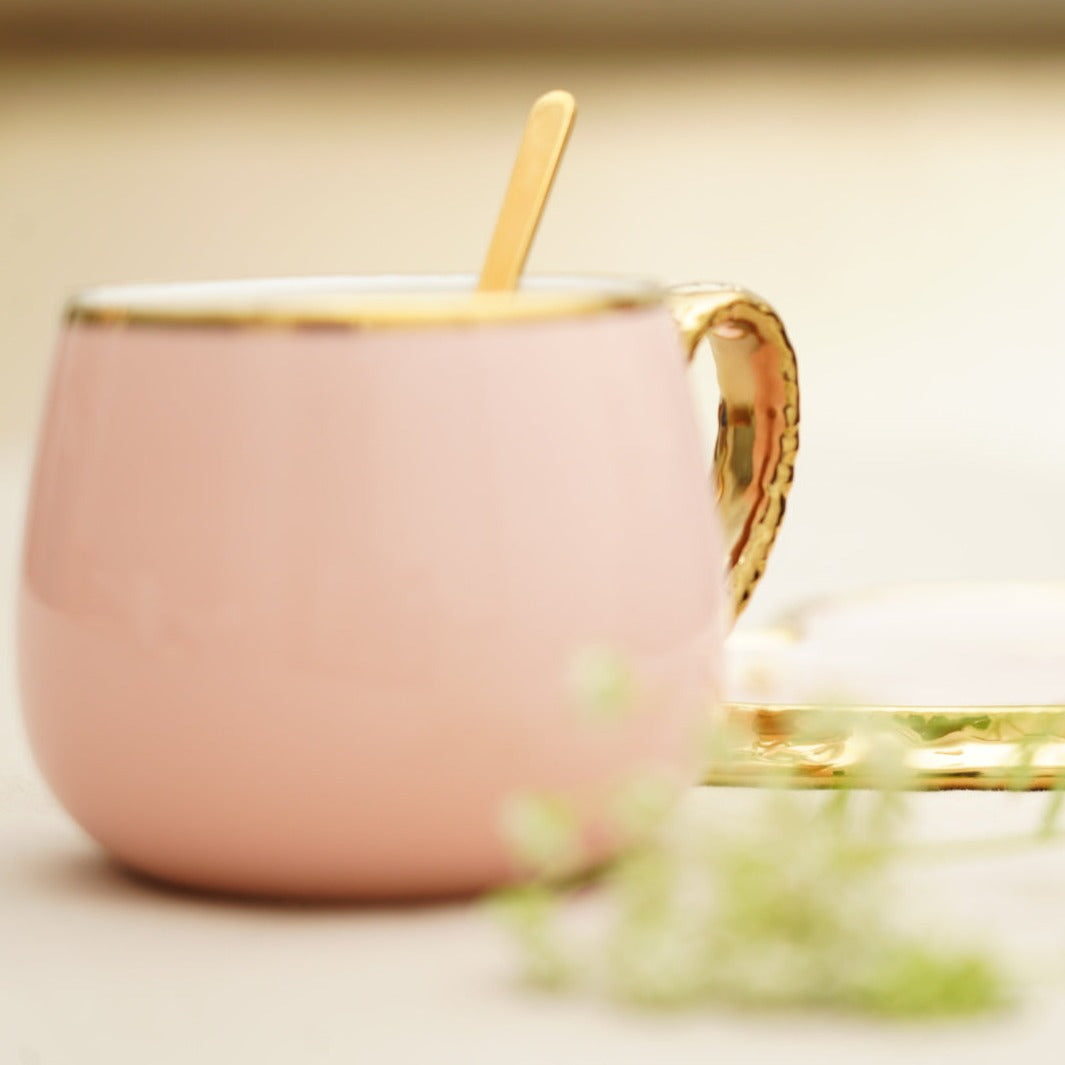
[{"xmin": 668, "ymin": 283, "xmax": 800, "ymax": 625}]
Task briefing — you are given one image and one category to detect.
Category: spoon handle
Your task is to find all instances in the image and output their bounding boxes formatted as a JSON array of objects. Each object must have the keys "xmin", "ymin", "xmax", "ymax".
[{"xmin": 477, "ymin": 90, "xmax": 577, "ymax": 293}]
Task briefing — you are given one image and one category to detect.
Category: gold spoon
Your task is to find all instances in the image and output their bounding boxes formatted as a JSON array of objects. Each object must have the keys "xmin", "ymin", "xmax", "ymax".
[{"xmin": 477, "ymin": 90, "xmax": 577, "ymax": 292}]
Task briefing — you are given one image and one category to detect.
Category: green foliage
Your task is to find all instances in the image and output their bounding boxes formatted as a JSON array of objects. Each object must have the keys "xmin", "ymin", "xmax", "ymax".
[
  {"xmin": 854, "ymin": 944, "xmax": 1005, "ymax": 1018},
  {"xmin": 492, "ymin": 781, "xmax": 1009, "ymax": 1018},
  {"xmin": 498, "ymin": 793, "xmax": 583, "ymax": 880},
  {"xmin": 490, "ymin": 658, "xmax": 1014, "ymax": 1019},
  {"xmin": 1039, "ymin": 779, "xmax": 1065, "ymax": 839},
  {"xmin": 488, "ymin": 882, "xmax": 573, "ymax": 989},
  {"xmin": 568, "ymin": 645, "xmax": 637, "ymax": 724}
]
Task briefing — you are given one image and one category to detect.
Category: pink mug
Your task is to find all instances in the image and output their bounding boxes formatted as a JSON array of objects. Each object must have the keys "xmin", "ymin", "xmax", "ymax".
[{"xmin": 19, "ymin": 275, "xmax": 798, "ymax": 898}]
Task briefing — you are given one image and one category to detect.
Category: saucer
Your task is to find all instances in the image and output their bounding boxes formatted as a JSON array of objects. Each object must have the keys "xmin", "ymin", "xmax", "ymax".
[{"xmin": 711, "ymin": 582, "xmax": 1065, "ymax": 789}]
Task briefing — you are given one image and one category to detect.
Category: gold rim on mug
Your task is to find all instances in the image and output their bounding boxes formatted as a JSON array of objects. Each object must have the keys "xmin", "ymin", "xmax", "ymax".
[
  {"xmin": 708, "ymin": 582, "xmax": 1065, "ymax": 790},
  {"xmin": 65, "ymin": 274, "xmax": 662, "ymax": 329}
]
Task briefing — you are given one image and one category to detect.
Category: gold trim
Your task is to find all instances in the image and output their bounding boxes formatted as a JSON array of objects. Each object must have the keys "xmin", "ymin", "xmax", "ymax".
[
  {"xmin": 705, "ymin": 702, "xmax": 1065, "ymax": 790},
  {"xmin": 65, "ymin": 276, "xmax": 662, "ymax": 329},
  {"xmin": 668, "ymin": 284, "xmax": 800, "ymax": 623}
]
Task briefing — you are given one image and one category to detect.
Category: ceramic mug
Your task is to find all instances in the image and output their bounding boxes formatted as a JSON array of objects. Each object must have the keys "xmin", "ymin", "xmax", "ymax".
[{"xmin": 19, "ymin": 275, "xmax": 798, "ymax": 898}]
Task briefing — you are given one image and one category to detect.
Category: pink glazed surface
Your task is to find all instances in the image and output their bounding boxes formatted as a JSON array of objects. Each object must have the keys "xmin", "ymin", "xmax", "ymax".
[{"xmin": 19, "ymin": 303, "xmax": 725, "ymax": 898}]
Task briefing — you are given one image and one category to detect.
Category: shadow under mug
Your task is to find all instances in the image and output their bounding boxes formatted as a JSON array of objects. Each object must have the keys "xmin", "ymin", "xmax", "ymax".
[{"xmin": 19, "ymin": 275, "xmax": 798, "ymax": 898}]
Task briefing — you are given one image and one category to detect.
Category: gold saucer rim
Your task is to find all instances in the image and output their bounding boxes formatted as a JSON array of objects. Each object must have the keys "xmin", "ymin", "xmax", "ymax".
[{"xmin": 705, "ymin": 701, "xmax": 1065, "ymax": 791}]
